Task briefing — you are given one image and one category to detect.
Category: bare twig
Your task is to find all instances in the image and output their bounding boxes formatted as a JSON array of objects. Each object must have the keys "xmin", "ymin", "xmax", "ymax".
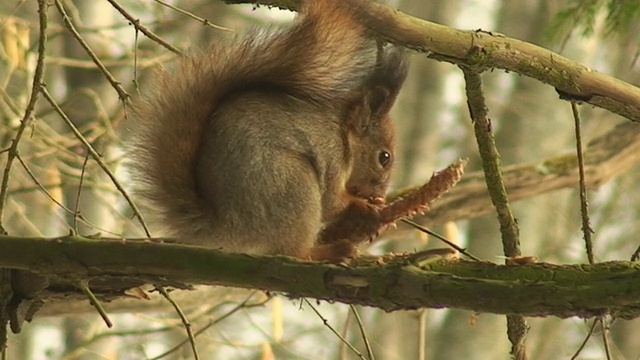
[
  {"xmin": 106, "ymin": 0, "xmax": 183, "ymax": 56},
  {"xmin": 79, "ymin": 280, "xmax": 112, "ymax": 328},
  {"xmin": 74, "ymin": 153, "xmax": 90, "ymax": 234},
  {"xmin": 15, "ymin": 154, "xmax": 74, "ymax": 216},
  {"xmin": 599, "ymin": 318, "xmax": 612, "ymax": 360},
  {"xmin": 39, "ymin": 86, "xmax": 151, "ymax": 237},
  {"xmin": 340, "ymin": 309, "xmax": 353, "ymax": 360},
  {"xmin": 157, "ymin": 286, "xmax": 199, "ymax": 360},
  {"xmin": 462, "ymin": 68, "xmax": 527, "ymax": 360},
  {"xmin": 570, "ymin": 319, "xmax": 598, "ymax": 360},
  {"xmin": 304, "ymin": 299, "xmax": 366, "ymax": 360},
  {"xmin": 462, "ymin": 69, "xmax": 520, "ymax": 257},
  {"xmin": 0, "ymin": 0, "xmax": 48, "ymax": 233},
  {"xmin": 571, "ymin": 102, "xmax": 595, "ymax": 264},
  {"xmin": 15, "ymin": 154, "xmax": 124, "ymax": 235},
  {"xmin": 148, "ymin": 292, "xmax": 269, "ymax": 360},
  {"xmin": 69, "ymin": 298, "xmax": 250, "ymax": 350},
  {"xmin": 153, "ymin": 0, "xmax": 232, "ymax": 32},
  {"xmin": 54, "ymin": 0, "xmax": 130, "ymax": 102},
  {"xmin": 45, "ymin": 53, "xmax": 175, "ymax": 69},
  {"xmin": 401, "ymin": 219, "xmax": 481, "ymax": 261},
  {"xmin": 349, "ymin": 305, "xmax": 375, "ymax": 360}
]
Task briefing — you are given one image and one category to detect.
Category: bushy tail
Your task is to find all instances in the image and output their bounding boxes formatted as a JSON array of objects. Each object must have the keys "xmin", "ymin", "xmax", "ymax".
[{"xmin": 128, "ymin": 0, "xmax": 381, "ymax": 237}]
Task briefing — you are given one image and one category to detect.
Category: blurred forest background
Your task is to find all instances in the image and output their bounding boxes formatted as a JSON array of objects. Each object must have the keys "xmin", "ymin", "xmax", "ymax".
[{"xmin": 1, "ymin": 0, "xmax": 640, "ymax": 359}]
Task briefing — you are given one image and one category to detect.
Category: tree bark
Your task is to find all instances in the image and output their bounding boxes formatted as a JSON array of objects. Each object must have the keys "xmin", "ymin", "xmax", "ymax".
[{"xmin": 2, "ymin": 235, "xmax": 640, "ymax": 319}]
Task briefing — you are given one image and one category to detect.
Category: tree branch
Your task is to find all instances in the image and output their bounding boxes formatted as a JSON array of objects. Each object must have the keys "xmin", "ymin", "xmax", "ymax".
[
  {"xmin": 463, "ymin": 68, "xmax": 528, "ymax": 360},
  {"xmin": 2, "ymin": 235, "xmax": 640, "ymax": 319},
  {"xmin": 407, "ymin": 121, "xmax": 640, "ymax": 228},
  {"xmin": 226, "ymin": 0, "xmax": 640, "ymax": 123}
]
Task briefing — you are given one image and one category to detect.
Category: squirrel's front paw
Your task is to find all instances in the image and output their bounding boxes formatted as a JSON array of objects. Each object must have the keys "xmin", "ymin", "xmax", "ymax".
[
  {"xmin": 306, "ymin": 240, "xmax": 358, "ymax": 262},
  {"xmin": 320, "ymin": 200, "xmax": 383, "ymax": 245}
]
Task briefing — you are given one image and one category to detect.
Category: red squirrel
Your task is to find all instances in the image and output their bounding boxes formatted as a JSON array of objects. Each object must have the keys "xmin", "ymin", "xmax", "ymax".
[{"xmin": 128, "ymin": 0, "xmax": 408, "ymax": 260}]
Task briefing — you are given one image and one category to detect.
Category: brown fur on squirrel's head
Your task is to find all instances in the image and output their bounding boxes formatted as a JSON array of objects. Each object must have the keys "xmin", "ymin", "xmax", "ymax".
[{"xmin": 345, "ymin": 46, "xmax": 409, "ymax": 204}]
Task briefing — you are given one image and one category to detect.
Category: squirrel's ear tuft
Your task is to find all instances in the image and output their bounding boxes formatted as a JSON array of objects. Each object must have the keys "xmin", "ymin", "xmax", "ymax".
[
  {"xmin": 344, "ymin": 46, "xmax": 408, "ymax": 132},
  {"xmin": 367, "ymin": 86, "xmax": 393, "ymax": 119},
  {"xmin": 367, "ymin": 46, "xmax": 409, "ymax": 117}
]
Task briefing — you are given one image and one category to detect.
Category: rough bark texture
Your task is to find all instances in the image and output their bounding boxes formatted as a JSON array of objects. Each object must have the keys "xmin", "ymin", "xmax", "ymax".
[{"xmin": 2, "ymin": 236, "xmax": 640, "ymax": 321}]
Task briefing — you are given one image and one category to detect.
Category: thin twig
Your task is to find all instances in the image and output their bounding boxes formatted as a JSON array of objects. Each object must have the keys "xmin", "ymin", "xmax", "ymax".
[
  {"xmin": 401, "ymin": 219, "xmax": 481, "ymax": 261},
  {"xmin": 570, "ymin": 319, "xmax": 598, "ymax": 360},
  {"xmin": 73, "ymin": 299, "xmax": 244, "ymax": 349},
  {"xmin": 15, "ymin": 154, "xmax": 74, "ymax": 216},
  {"xmin": 74, "ymin": 153, "xmax": 90, "ymax": 234},
  {"xmin": 0, "ymin": 86, "xmax": 22, "ymax": 118},
  {"xmin": 599, "ymin": 318, "xmax": 612, "ymax": 360},
  {"xmin": 149, "ymin": 292, "xmax": 269, "ymax": 360},
  {"xmin": 0, "ymin": 0, "xmax": 48, "ymax": 233},
  {"xmin": 79, "ymin": 280, "xmax": 113, "ymax": 328},
  {"xmin": 106, "ymin": 0, "xmax": 183, "ymax": 56},
  {"xmin": 571, "ymin": 102, "xmax": 594, "ymax": 264},
  {"xmin": 54, "ymin": 0, "xmax": 130, "ymax": 102},
  {"xmin": 16, "ymin": 155, "xmax": 124, "ymax": 236},
  {"xmin": 349, "ymin": 305, "xmax": 375, "ymax": 360},
  {"xmin": 157, "ymin": 286, "xmax": 199, "ymax": 360},
  {"xmin": 154, "ymin": 0, "xmax": 232, "ymax": 32},
  {"xmin": 40, "ymin": 86, "xmax": 152, "ymax": 237},
  {"xmin": 304, "ymin": 299, "xmax": 367, "ymax": 360},
  {"xmin": 340, "ymin": 309, "xmax": 353, "ymax": 360},
  {"xmin": 45, "ymin": 53, "xmax": 175, "ymax": 69}
]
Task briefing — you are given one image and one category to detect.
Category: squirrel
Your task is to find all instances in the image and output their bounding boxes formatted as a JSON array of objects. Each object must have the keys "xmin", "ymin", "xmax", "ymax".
[{"xmin": 128, "ymin": 0, "xmax": 409, "ymax": 261}]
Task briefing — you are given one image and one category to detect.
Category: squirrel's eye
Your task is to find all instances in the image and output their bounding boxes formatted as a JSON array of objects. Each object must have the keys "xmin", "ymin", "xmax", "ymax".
[{"xmin": 378, "ymin": 151, "xmax": 392, "ymax": 168}]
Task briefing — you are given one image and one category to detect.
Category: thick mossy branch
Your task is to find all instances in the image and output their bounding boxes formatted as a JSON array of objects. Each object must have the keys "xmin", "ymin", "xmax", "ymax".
[{"xmin": 2, "ymin": 235, "xmax": 640, "ymax": 319}]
